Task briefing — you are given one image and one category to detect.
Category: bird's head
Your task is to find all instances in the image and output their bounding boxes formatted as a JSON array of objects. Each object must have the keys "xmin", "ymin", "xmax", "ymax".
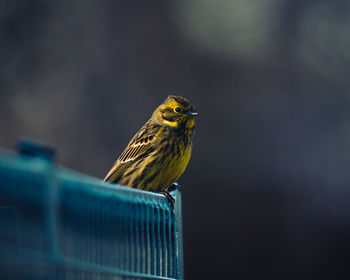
[{"xmin": 152, "ymin": 95, "xmax": 199, "ymax": 128}]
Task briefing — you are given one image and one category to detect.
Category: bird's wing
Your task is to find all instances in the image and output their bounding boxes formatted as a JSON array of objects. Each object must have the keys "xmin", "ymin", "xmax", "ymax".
[{"xmin": 104, "ymin": 125, "xmax": 157, "ymax": 183}]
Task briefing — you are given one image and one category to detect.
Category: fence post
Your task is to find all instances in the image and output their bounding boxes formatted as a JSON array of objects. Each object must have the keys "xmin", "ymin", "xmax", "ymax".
[
  {"xmin": 174, "ymin": 187, "xmax": 184, "ymax": 279},
  {"xmin": 18, "ymin": 139, "xmax": 60, "ymax": 260}
]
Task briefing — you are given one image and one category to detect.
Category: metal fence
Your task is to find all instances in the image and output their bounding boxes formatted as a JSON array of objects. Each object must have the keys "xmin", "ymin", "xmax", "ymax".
[{"xmin": 0, "ymin": 140, "xmax": 183, "ymax": 280}]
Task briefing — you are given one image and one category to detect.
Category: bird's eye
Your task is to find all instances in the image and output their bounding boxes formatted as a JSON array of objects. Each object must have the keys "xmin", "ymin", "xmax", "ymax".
[{"xmin": 175, "ymin": 107, "xmax": 181, "ymax": 113}]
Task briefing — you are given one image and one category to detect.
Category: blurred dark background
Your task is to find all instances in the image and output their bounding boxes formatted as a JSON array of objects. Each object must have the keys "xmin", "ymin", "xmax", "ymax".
[{"xmin": 1, "ymin": 0, "xmax": 350, "ymax": 279}]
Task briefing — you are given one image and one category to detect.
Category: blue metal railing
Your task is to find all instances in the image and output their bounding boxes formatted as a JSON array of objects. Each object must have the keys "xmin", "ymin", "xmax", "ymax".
[{"xmin": 0, "ymin": 141, "xmax": 183, "ymax": 280}]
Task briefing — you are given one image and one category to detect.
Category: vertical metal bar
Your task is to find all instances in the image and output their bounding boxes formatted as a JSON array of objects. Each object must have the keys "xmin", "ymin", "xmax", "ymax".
[
  {"xmin": 166, "ymin": 206, "xmax": 172, "ymax": 277},
  {"xmin": 136, "ymin": 199, "xmax": 142, "ymax": 274},
  {"xmin": 104, "ymin": 197, "xmax": 109, "ymax": 267},
  {"xmin": 160, "ymin": 206, "xmax": 167, "ymax": 278},
  {"xmin": 150, "ymin": 201, "xmax": 155, "ymax": 276},
  {"xmin": 132, "ymin": 201, "xmax": 137, "ymax": 273},
  {"xmin": 129, "ymin": 200, "xmax": 133, "ymax": 273},
  {"xmin": 89, "ymin": 193, "xmax": 94, "ymax": 280},
  {"xmin": 174, "ymin": 188, "xmax": 184, "ymax": 279},
  {"xmin": 129, "ymin": 200, "xmax": 135, "ymax": 273},
  {"xmin": 139, "ymin": 200, "xmax": 145, "ymax": 274},
  {"xmin": 118, "ymin": 198, "xmax": 124, "ymax": 271},
  {"xmin": 123, "ymin": 200, "xmax": 128, "ymax": 271},
  {"xmin": 113, "ymin": 197, "xmax": 120, "ymax": 270},
  {"xmin": 145, "ymin": 202, "xmax": 151, "ymax": 274},
  {"xmin": 87, "ymin": 193, "xmax": 92, "ymax": 268},
  {"xmin": 94, "ymin": 194, "xmax": 98, "ymax": 279},
  {"xmin": 155, "ymin": 203, "xmax": 161, "ymax": 276},
  {"xmin": 126, "ymin": 201, "xmax": 132, "ymax": 272},
  {"xmin": 44, "ymin": 159, "xmax": 60, "ymax": 275},
  {"xmin": 100, "ymin": 196, "xmax": 106, "ymax": 267},
  {"xmin": 171, "ymin": 209, "xmax": 176, "ymax": 278}
]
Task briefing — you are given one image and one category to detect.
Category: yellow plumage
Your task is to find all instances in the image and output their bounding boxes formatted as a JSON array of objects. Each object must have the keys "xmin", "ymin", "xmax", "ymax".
[{"xmin": 104, "ymin": 95, "xmax": 199, "ymax": 193}]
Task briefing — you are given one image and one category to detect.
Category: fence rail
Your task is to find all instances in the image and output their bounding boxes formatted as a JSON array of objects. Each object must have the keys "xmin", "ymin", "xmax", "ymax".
[{"xmin": 0, "ymin": 141, "xmax": 183, "ymax": 280}]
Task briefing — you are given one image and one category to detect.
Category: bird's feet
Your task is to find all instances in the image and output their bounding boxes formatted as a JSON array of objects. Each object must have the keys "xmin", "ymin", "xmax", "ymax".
[
  {"xmin": 159, "ymin": 191, "xmax": 175, "ymax": 210},
  {"xmin": 168, "ymin": 182, "xmax": 181, "ymax": 192}
]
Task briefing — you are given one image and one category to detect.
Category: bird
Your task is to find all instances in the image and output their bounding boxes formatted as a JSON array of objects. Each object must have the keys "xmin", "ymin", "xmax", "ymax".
[{"xmin": 104, "ymin": 95, "xmax": 199, "ymax": 202}]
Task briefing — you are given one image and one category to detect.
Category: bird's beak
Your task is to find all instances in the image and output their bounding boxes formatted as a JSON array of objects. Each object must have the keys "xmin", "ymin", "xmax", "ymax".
[{"xmin": 187, "ymin": 107, "xmax": 199, "ymax": 116}]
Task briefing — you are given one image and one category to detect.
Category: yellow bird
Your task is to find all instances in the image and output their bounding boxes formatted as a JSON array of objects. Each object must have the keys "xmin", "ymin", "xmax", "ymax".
[{"xmin": 104, "ymin": 95, "xmax": 199, "ymax": 199}]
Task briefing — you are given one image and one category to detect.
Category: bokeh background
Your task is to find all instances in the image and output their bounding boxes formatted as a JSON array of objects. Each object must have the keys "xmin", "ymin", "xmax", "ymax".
[{"xmin": 1, "ymin": 0, "xmax": 350, "ymax": 279}]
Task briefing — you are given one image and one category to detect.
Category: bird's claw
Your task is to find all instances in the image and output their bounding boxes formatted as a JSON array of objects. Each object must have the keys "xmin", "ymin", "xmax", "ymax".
[
  {"xmin": 168, "ymin": 182, "xmax": 181, "ymax": 192},
  {"xmin": 159, "ymin": 191, "xmax": 175, "ymax": 210}
]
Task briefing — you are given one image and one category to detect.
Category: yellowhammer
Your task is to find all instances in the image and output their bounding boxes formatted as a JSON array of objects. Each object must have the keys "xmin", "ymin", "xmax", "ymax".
[{"xmin": 104, "ymin": 95, "xmax": 199, "ymax": 199}]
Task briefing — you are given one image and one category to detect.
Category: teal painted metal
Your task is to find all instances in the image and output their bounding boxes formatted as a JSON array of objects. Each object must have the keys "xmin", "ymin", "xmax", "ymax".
[{"xmin": 0, "ymin": 141, "xmax": 184, "ymax": 280}]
